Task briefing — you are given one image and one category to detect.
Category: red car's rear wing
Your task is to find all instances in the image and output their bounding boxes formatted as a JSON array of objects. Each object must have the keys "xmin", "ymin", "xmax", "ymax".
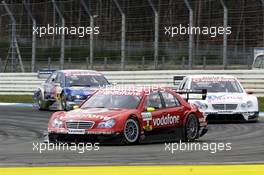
[
  {"xmin": 173, "ymin": 76, "xmax": 185, "ymax": 86},
  {"xmin": 172, "ymin": 89, "xmax": 207, "ymax": 101}
]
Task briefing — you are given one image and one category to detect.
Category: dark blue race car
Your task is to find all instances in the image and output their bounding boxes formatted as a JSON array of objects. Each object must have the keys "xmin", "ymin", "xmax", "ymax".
[{"xmin": 33, "ymin": 70, "xmax": 110, "ymax": 110}]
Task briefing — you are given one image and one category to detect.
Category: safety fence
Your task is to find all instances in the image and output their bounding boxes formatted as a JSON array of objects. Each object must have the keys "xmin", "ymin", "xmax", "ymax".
[
  {"xmin": 0, "ymin": 70, "xmax": 264, "ymax": 96},
  {"xmin": 0, "ymin": 0, "xmax": 263, "ymax": 72}
]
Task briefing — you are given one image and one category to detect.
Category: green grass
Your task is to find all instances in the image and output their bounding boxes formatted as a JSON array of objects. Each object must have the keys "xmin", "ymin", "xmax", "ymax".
[
  {"xmin": 259, "ymin": 97, "xmax": 264, "ymax": 112},
  {"xmin": 0, "ymin": 95, "xmax": 33, "ymax": 103},
  {"xmin": 0, "ymin": 95, "xmax": 263, "ymax": 111}
]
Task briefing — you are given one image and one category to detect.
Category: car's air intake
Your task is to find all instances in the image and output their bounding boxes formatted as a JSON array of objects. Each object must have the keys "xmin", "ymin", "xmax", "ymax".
[
  {"xmin": 66, "ymin": 121, "xmax": 94, "ymax": 129},
  {"xmin": 212, "ymin": 104, "xmax": 238, "ymax": 110}
]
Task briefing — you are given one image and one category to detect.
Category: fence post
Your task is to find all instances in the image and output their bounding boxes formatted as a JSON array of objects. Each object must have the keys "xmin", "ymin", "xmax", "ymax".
[
  {"xmin": 148, "ymin": 0, "xmax": 159, "ymax": 69},
  {"xmin": 142, "ymin": 56, "xmax": 145, "ymax": 69},
  {"xmin": 81, "ymin": 0, "xmax": 94, "ymax": 70},
  {"xmin": 104, "ymin": 57, "xmax": 108, "ymax": 70},
  {"xmin": 2, "ymin": 1, "xmax": 24, "ymax": 72},
  {"xmin": 48, "ymin": 57, "xmax": 51, "ymax": 70},
  {"xmin": 162, "ymin": 56, "xmax": 165, "ymax": 68},
  {"xmin": 86, "ymin": 57, "xmax": 89, "ymax": 69},
  {"xmin": 184, "ymin": 0, "xmax": 193, "ymax": 70},
  {"xmin": 23, "ymin": 0, "xmax": 36, "ymax": 72},
  {"xmin": 247, "ymin": 55, "xmax": 251, "ymax": 70},
  {"xmin": 203, "ymin": 56, "xmax": 206, "ymax": 69},
  {"xmin": 0, "ymin": 57, "xmax": 2, "ymax": 72},
  {"xmin": 68, "ymin": 57, "xmax": 71, "ymax": 69},
  {"xmin": 220, "ymin": 0, "xmax": 228, "ymax": 69},
  {"xmin": 113, "ymin": 0, "xmax": 126, "ymax": 71},
  {"xmin": 52, "ymin": 0, "xmax": 65, "ymax": 70},
  {"xmin": 262, "ymin": 0, "xmax": 264, "ymax": 46},
  {"xmin": 182, "ymin": 56, "xmax": 185, "ymax": 69}
]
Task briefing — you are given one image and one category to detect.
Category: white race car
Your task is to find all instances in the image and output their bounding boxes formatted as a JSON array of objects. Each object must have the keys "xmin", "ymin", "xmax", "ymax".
[{"xmin": 176, "ymin": 75, "xmax": 259, "ymax": 122}]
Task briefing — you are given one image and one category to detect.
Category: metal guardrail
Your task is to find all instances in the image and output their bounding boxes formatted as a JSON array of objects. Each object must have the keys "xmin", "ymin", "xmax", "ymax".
[{"xmin": 0, "ymin": 70, "xmax": 264, "ymax": 96}]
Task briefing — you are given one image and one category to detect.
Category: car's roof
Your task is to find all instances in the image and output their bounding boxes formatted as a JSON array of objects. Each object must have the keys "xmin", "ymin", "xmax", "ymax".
[
  {"xmin": 186, "ymin": 74, "xmax": 236, "ymax": 79},
  {"xmin": 57, "ymin": 69, "xmax": 103, "ymax": 75},
  {"xmin": 58, "ymin": 69, "xmax": 99, "ymax": 73}
]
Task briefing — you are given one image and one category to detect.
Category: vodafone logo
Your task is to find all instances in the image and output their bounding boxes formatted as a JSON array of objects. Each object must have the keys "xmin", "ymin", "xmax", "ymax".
[{"xmin": 153, "ymin": 114, "xmax": 179, "ymax": 126}]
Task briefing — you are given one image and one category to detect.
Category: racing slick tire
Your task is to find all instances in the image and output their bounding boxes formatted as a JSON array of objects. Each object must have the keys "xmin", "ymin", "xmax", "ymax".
[
  {"xmin": 33, "ymin": 91, "xmax": 50, "ymax": 110},
  {"xmin": 47, "ymin": 133, "xmax": 56, "ymax": 143},
  {"xmin": 184, "ymin": 114, "xmax": 199, "ymax": 142},
  {"xmin": 122, "ymin": 118, "xmax": 140, "ymax": 144},
  {"xmin": 61, "ymin": 93, "xmax": 69, "ymax": 111}
]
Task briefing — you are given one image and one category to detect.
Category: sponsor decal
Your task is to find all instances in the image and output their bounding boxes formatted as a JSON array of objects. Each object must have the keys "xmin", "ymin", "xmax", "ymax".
[
  {"xmin": 217, "ymin": 110, "xmax": 233, "ymax": 114},
  {"xmin": 192, "ymin": 77, "xmax": 236, "ymax": 83},
  {"xmin": 142, "ymin": 112, "xmax": 153, "ymax": 131},
  {"xmin": 153, "ymin": 114, "xmax": 179, "ymax": 126},
  {"xmin": 86, "ymin": 131, "xmax": 115, "ymax": 135},
  {"xmin": 68, "ymin": 129, "xmax": 85, "ymax": 134},
  {"xmin": 141, "ymin": 112, "xmax": 152, "ymax": 121},
  {"xmin": 207, "ymin": 95, "xmax": 243, "ymax": 103},
  {"xmin": 55, "ymin": 86, "xmax": 62, "ymax": 102},
  {"xmin": 67, "ymin": 109, "xmax": 111, "ymax": 120},
  {"xmin": 65, "ymin": 71, "xmax": 102, "ymax": 77},
  {"xmin": 74, "ymin": 114, "xmax": 110, "ymax": 120}
]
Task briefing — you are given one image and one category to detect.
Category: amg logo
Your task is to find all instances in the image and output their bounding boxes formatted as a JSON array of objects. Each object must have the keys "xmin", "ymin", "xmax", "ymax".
[{"xmin": 153, "ymin": 114, "xmax": 179, "ymax": 126}]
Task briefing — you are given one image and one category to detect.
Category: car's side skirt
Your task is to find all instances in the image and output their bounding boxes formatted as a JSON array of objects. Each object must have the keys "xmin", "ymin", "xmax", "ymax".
[{"xmin": 140, "ymin": 127, "xmax": 185, "ymax": 143}]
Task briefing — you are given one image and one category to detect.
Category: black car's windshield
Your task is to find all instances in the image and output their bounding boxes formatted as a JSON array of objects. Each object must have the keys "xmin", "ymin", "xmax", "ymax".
[
  {"xmin": 190, "ymin": 77, "xmax": 243, "ymax": 93},
  {"xmin": 81, "ymin": 93, "xmax": 141, "ymax": 109},
  {"xmin": 65, "ymin": 75, "xmax": 109, "ymax": 87}
]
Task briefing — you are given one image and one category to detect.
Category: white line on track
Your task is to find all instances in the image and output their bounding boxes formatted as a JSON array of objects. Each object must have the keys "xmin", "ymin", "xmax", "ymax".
[
  {"xmin": 0, "ymin": 103, "xmax": 33, "ymax": 107},
  {"xmin": 1, "ymin": 161, "xmax": 264, "ymax": 167}
]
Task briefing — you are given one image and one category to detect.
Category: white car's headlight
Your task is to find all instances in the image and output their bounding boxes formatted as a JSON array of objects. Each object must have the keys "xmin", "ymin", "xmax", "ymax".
[
  {"xmin": 52, "ymin": 118, "xmax": 63, "ymax": 128},
  {"xmin": 241, "ymin": 101, "xmax": 253, "ymax": 108},
  {"xmin": 193, "ymin": 101, "xmax": 208, "ymax": 110},
  {"xmin": 241, "ymin": 103, "xmax": 247, "ymax": 108},
  {"xmin": 246, "ymin": 101, "xmax": 253, "ymax": 108},
  {"xmin": 97, "ymin": 119, "xmax": 116, "ymax": 128}
]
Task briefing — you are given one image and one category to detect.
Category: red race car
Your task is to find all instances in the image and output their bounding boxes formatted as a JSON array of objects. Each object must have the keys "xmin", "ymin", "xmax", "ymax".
[{"xmin": 48, "ymin": 87, "xmax": 208, "ymax": 144}]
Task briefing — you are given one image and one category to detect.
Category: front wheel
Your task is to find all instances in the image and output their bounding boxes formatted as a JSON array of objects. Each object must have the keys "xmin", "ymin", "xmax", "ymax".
[
  {"xmin": 33, "ymin": 91, "xmax": 49, "ymax": 110},
  {"xmin": 122, "ymin": 118, "xmax": 140, "ymax": 144},
  {"xmin": 184, "ymin": 114, "xmax": 199, "ymax": 142},
  {"xmin": 47, "ymin": 133, "xmax": 58, "ymax": 143},
  {"xmin": 61, "ymin": 93, "xmax": 68, "ymax": 111}
]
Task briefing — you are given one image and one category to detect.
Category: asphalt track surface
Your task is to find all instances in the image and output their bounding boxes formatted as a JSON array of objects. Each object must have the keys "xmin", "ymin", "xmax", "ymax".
[{"xmin": 0, "ymin": 105, "xmax": 263, "ymax": 167}]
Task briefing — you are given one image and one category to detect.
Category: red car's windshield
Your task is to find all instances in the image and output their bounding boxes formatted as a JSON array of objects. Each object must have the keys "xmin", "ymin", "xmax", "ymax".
[{"xmin": 81, "ymin": 93, "xmax": 141, "ymax": 109}]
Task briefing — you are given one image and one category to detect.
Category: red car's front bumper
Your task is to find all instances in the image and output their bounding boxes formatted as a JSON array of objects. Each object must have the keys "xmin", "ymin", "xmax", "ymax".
[{"xmin": 48, "ymin": 127, "xmax": 124, "ymax": 142}]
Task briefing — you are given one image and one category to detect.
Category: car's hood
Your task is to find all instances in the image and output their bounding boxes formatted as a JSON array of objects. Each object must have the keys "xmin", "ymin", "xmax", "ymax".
[
  {"xmin": 64, "ymin": 87, "xmax": 98, "ymax": 96},
  {"xmin": 61, "ymin": 107, "xmax": 132, "ymax": 122},
  {"xmin": 206, "ymin": 93, "xmax": 246, "ymax": 104}
]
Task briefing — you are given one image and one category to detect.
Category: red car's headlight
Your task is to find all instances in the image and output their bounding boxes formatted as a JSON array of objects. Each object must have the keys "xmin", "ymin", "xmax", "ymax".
[
  {"xmin": 52, "ymin": 118, "xmax": 63, "ymax": 128},
  {"xmin": 97, "ymin": 119, "xmax": 116, "ymax": 128}
]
